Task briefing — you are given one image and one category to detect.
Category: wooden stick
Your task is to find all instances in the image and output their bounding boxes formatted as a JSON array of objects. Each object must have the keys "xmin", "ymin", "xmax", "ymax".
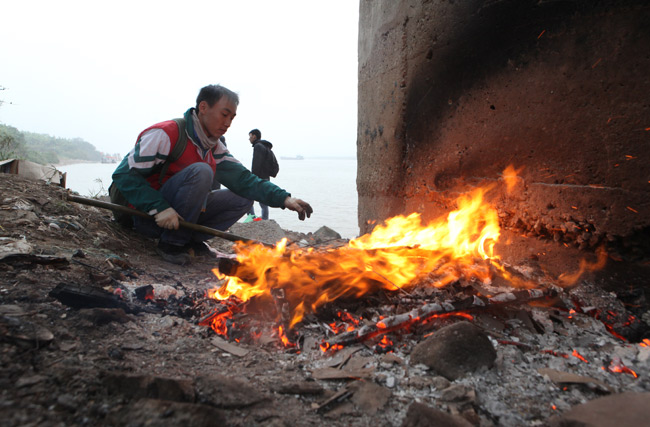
[
  {"xmin": 66, "ymin": 194, "xmax": 273, "ymax": 246},
  {"xmin": 323, "ymin": 288, "xmax": 556, "ymax": 348}
]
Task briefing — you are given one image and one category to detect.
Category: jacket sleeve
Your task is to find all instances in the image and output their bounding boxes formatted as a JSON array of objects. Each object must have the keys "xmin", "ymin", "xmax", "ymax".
[
  {"xmin": 215, "ymin": 160, "xmax": 289, "ymax": 207},
  {"xmin": 111, "ymin": 128, "xmax": 172, "ymax": 214}
]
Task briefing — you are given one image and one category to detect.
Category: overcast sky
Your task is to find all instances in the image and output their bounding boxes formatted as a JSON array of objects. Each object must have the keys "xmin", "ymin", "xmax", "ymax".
[{"xmin": 0, "ymin": 0, "xmax": 359, "ymax": 160}]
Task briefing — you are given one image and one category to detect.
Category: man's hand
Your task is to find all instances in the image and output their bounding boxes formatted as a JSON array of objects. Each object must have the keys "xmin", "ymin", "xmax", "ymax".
[
  {"xmin": 284, "ymin": 197, "xmax": 313, "ymax": 221},
  {"xmin": 155, "ymin": 207, "xmax": 182, "ymax": 230}
]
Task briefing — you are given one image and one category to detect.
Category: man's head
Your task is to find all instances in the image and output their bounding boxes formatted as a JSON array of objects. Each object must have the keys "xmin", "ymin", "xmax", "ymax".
[
  {"xmin": 196, "ymin": 85, "xmax": 239, "ymax": 139},
  {"xmin": 249, "ymin": 129, "xmax": 261, "ymax": 145}
]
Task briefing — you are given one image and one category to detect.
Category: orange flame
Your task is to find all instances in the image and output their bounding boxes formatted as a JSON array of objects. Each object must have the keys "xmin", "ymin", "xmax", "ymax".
[
  {"xmin": 209, "ymin": 185, "xmax": 503, "ymax": 328},
  {"xmin": 278, "ymin": 325, "xmax": 297, "ymax": 348},
  {"xmin": 206, "ymin": 165, "xmax": 601, "ymax": 331},
  {"xmin": 502, "ymin": 165, "xmax": 524, "ymax": 195},
  {"xmin": 558, "ymin": 247, "xmax": 608, "ymax": 287}
]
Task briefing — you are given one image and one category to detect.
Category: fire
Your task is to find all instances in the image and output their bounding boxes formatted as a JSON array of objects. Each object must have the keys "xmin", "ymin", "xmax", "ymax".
[
  {"xmin": 558, "ymin": 247, "xmax": 608, "ymax": 287},
  {"xmin": 209, "ymin": 185, "xmax": 503, "ymax": 328},
  {"xmin": 204, "ymin": 164, "xmax": 601, "ymax": 336},
  {"xmin": 278, "ymin": 325, "xmax": 297, "ymax": 348},
  {"xmin": 502, "ymin": 164, "xmax": 524, "ymax": 195}
]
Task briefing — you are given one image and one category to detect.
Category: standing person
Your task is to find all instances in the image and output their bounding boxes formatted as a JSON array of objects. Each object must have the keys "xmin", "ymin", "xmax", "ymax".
[
  {"xmin": 247, "ymin": 128, "xmax": 278, "ymax": 220},
  {"xmin": 110, "ymin": 84, "xmax": 312, "ymax": 265}
]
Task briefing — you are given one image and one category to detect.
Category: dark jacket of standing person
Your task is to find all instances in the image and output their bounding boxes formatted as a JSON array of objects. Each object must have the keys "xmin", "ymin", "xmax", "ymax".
[{"xmin": 251, "ymin": 139, "xmax": 275, "ymax": 180}]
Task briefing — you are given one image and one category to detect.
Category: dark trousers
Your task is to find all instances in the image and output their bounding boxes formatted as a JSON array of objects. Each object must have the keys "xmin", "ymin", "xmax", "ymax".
[{"xmin": 134, "ymin": 163, "xmax": 253, "ymax": 246}]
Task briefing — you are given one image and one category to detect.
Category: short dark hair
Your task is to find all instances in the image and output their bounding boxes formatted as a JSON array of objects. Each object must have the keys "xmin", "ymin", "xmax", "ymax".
[
  {"xmin": 196, "ymin": 85, "xmax": 239, "ymax": 109},
  {"xmin": 249, "ymin": 129, "xmax": 261, "ymax": 140}
]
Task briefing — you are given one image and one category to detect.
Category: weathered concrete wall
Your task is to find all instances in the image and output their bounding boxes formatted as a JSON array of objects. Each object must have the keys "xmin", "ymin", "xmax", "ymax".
[{"xmin": 358, "ymin": 0, "xmax": 650, "ymax": 252}]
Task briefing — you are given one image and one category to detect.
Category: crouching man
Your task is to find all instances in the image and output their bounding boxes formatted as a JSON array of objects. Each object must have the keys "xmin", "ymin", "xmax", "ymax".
[{"xmin": 110, "ymin": 84, "xmax": 313, "ymax": 265}]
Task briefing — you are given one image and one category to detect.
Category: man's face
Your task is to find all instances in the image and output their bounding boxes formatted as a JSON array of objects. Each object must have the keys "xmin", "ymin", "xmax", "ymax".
[
  {"xmin": 197, "ymin": 97, "xmax": 237, "ymax": 139},
  {"xmin": 249, "ymin": 133, "xmax": 258, "ymax": 144}
]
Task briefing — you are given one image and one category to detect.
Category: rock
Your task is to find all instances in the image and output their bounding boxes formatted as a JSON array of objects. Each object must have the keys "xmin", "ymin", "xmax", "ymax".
[
  {"xmin": 409, "ymin": 321, "xmax": 496, "ymax": 380},
  {"xmin": 56, "ymin": 394, "xmax": 79, "ymax": 412},
  {"xmin": 0, "ymin": 305, "xmax": 25, "ymax": 316},
  {"xmin": 0, "ymin": 236, "xmax": 32, "ymax": 259},
  {"xmin": 431, "ymin": 376, "xmax": 451, "ymax": 390},
  {"xmin": 271, "ymin": 381, "xmax": 324, "ymax": 395},
  {"xmin": 401, "ymin": 402, "xmax": 473, "ymax": 427},
  {"xmin": 229, "ymin": 220, "xmax": 287, "ymax": 245},
  {"xmin": 103, "ymin": 373, "xmax": 196, "ymax": 402},
  {"xmin": 438, "ymin": 384, "xmax": 476, "ymax": 403},
  {"xmin": 15, "ymin": 375, "xmax": 48, "ymax": 388},
  {"xmin": 194, "ymin": 375, "xmax": 267, "ymax": 409},
  {"xmin": 548, "ymin": 392, "xmax": 650, "ymax": 427},
  {"xmin": 109, "ymin": 398, "xmax": 226, "ymax": 427},
  {"xmin": 79, "ymin": 308, "xmax": 132, "ymax": 325},
  {"xmin": 314, "ymin": 226, "xmax": 342, "ymax": 241},
  {"xmin": 349, "ymin": 380, "xmax": 392, "ymax": 416},
  {"xmin": 0, "ymin": 316, "xmax": 54, "ymax": 348}
]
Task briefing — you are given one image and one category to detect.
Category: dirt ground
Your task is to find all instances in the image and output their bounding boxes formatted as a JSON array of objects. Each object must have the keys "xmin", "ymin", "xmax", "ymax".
[
  {"xmin": 2, "ymin": 173, "xmax": 650, "ymax": 427},
  {"xmin": 0, "ymin": 173, "xmax": 350, "ymax": 426}
]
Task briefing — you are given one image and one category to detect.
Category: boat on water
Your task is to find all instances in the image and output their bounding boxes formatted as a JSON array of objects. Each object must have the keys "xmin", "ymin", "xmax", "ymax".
[{"xmin": 280, "ymin": 155, "xmax": 304, "ymax": 160}]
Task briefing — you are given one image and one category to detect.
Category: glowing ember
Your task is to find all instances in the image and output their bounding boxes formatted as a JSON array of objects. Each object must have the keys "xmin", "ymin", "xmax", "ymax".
[
  {"xmin": 605, "ymin": 356, "xmax": 638, "ymax": 378},
  {"xmin": 571, "ymin": 349, "xmax": 589, "ymax": 364},
  {"xmin": 542, "ymin": 349, "xmax": 569, "ymax": 359},
  {"xmin": 320, "ymin": 342, "xmax": 343, "ymax": 353},
  {"xmin": 278, "ymin": 325, "xmax": 297, "ymax": 349},
  {"xmin": 377, "ymin": 335, "xmax": 394, "ymax": 350},
  {"xmin": 328, "ymin": 311, "xmax": 361, "ymax": 334},
  {"xmin": 198, "ymin": 296, "xmax": 243, "ymax": 337}
]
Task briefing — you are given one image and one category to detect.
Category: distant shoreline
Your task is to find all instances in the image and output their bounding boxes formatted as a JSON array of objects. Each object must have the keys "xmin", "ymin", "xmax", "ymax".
[{"xmin": 54, "ymin": 159, "xmax": 98, "ymax": 167}]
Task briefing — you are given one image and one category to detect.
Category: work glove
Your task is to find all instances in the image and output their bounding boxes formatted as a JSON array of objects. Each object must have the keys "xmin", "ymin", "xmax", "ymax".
[
  {"xmin": 284, "ymin": 197, "xmax": 313, "ymax": 221},
  {"xmin": 155, "ymin": 207, "xmax": 182, "ymax": 230}
]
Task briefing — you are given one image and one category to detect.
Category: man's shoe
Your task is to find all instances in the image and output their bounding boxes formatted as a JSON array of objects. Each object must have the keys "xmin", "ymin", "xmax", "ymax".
[
  {"xmin": 186, "ymin": 241, "xmax": 216, "ymax": 259},
  {"xmin": 156, "ymin": 242, "xmax": 191, "ymax": 265}
]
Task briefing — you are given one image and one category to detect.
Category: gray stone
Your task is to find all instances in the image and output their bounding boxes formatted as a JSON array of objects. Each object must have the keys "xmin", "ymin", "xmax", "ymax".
[
  {"xmin": 314, "ymin": 226, "xmax": 342, "ymax": 241},
  {"xmin": 401, "ymin": 402, "xmax": 473, "ymax": 427},
  {"xmin": 110, "ymin": 398, "xmax": 226, "ymax": 427},
  {"xmin": 228, "ymin": 220, "xmax": 286, "ymax": 246},
  {"xmin": 349, "ymin": 380, "xmax": 392, "ymax": 416},
  {"xmin": 548, "ymin": 392, "xmax": 650, "ymax": 427},
  {"xmin": 103, "ymin": 373, "xmax": 195, "ymax": 402},
  {"xmin": 438, "ymin": 384, "xmax": 475, "ymax": 403},
  {"xmin": 194, "ymin": 375, "xmax": 267, "ymax": 409},
  {"xmin": 409, "ymin": 321, "xmax": 496, "ymax": 380}
]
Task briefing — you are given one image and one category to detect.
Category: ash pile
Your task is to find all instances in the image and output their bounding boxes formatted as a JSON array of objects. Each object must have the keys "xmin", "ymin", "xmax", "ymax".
[
  {"xmin": 188, "ymin": 246, "xmax": 650, "ymax": 426},
  {"xmin": 46, "ymin": 233, "xmax": 650, "ymax": 426}
]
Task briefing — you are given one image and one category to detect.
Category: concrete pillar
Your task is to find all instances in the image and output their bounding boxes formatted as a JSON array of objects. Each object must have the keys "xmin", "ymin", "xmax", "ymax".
[{"xmin": 357, "ymin": 0, "xmax": 650, "ymax": 253}]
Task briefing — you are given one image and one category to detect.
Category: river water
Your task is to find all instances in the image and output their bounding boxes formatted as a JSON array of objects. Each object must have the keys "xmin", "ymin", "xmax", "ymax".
[{"xmin": 59, "ymin": 158, "xmax": 360, "ymax": 239}]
